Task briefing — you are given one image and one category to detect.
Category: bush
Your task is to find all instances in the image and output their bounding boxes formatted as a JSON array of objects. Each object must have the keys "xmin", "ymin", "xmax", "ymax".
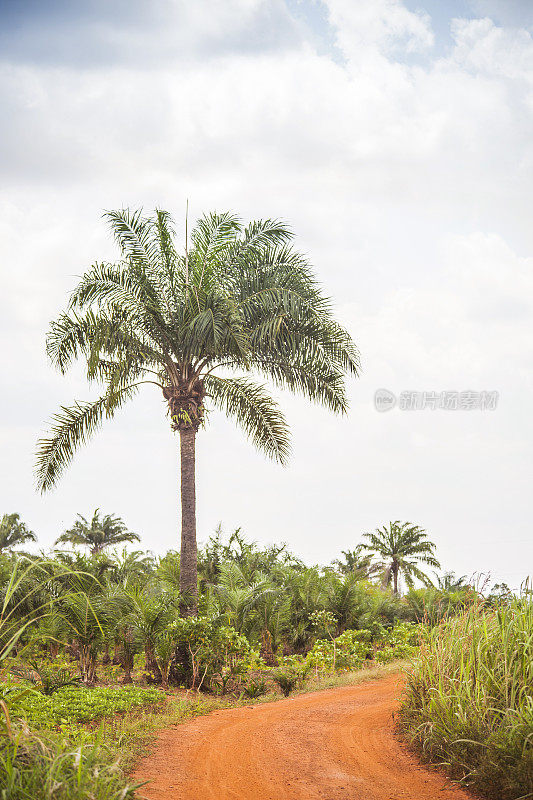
[
  {"xmin": 374, "ymin": 622, "xmax": 420, "ymax": 663},
  {"xmin": 169, "ymin": 617, "xmax": 259, "ymax": 688},
  {"xmin": 306, "ymin": 629, "xmax": 371, "ymax": 673},
  {"xmin": 400, "ymin": 598, "xmax": 533, "ymax": 800},
  {"xmin": 272, "ymin": 670, "xmax": 299, "ymax": 697},
  {"xmin": 243, "ymin": 677, "xmax": 268, "ymax": 698}
]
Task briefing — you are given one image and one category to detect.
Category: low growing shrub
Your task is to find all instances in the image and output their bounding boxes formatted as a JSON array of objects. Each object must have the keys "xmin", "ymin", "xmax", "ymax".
[
  {"xmin": 272, "ymin": 670, "xmax": 299, "ymax": 697},
  {"xmin": 243, "ymin": 677, "xmax": 269, "ymax": 698},
  {"xmin": 3, "ymin": 683, "xmax": 161, "ymax": 728}
]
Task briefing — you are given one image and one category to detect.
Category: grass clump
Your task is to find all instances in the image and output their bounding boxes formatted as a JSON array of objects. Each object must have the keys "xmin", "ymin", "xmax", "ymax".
[
  {"xmin": 0, "ymin": 727, "xmax": 139, "ymax": 800},
  {"xmin": 399, "ymin": 595, "xmax": 533, "ymax": 800}
]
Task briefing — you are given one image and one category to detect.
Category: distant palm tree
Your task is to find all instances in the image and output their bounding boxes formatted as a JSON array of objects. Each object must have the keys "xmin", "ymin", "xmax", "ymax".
[
  {"xmin": 0, "ymin": 513, "xmax": 37, "ymax": 552},
  {"xmin": 359, "ymin": 521, "xmax": 440, "ymax": 595},
  {"xmin": 331, "ymin": 548, "xmax": 381, "ymax": 580},
  {"xmin": 55, "ymin": 510, "xmax": 140, "ymax": 555},
  {"xmin": 36, "ymin": 208, "xmax": 359, "ymax": 611},
  {"xmin": 436, "ymin": 571, "xmax": 469, "ymax": 592}
]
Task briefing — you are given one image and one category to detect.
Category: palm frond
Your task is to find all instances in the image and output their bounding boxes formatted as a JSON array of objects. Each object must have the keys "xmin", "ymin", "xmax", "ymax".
[
  {"xmin": 205, "ymin": 375, "xmax": 290, "ymax": 465},
  {"xmin": 35, "ymin": 386, "xmax": 138, "ymax": 493}
]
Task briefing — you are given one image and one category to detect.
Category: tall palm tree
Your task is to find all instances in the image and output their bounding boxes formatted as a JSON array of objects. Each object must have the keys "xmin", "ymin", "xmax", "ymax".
[
  {"xmin": 55, "ymin": 510, "xmax": 140, "ymax": 555},
  {"xmin": 0, "ymin": 513, "xmax": 37, "ymax": 552},
  {"xmin": 359, "ymin": 521, "xmax": 440, "ymax": 595},
  {"xmin": 36, "ymin": 208, "xmax": 359, "ymax": 611}
]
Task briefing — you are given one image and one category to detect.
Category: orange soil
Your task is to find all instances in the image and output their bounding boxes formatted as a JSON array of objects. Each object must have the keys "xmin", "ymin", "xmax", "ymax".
[{"xmin": 133, "ymin": 673, "xmax": 473, "ymax": 800}]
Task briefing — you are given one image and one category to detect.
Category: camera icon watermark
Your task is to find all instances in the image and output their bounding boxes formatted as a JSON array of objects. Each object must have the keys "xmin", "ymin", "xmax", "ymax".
[
  {"xmin": 374, "ymin": 389, "xmax": 499, "ymax": 412},
  {"xmin": 374, "ymin": 388, "xmax": 397, "ymax": 412}
]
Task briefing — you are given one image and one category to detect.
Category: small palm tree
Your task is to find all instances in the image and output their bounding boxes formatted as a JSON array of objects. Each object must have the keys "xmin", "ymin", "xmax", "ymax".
[
  {"xmin": 55, "ymin": 510, "xmax": 140, "ymax": 555},
  {"xmin": 436, "ymin": 571, "xmax": 469, "ymax": 592},
  {"xmin": 36, "ymin": 208, "xmax": 359, "ymax": 611},
  {"xmin": 0, "ymin": 513, "xmax": 37, "ymax": 552},
  {"xmin": 359, "ymin": 521, "xmax": 440, "ymax": 595},
  {"xmin": 331, "ymin": 549, "xmax": 381, "ymax": 580}
]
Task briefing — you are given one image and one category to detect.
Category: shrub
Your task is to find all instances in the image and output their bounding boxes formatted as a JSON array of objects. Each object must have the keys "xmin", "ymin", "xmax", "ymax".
[
  {"xmin": 272, "ymin": 670, "xmax": 299, "ymax": 697},
  {"xmin": 374, "ymin": 622, "xmax": 420, "ymax": 663},
  {"xmin": 243, "ymin": 677, "xmax": 268, "ymax": 698},
  {"xmin": 169, "ymin": 617, "xmax": 260, "ymax": 688},
  {"xmin": 306, "ymin": 629, "xmax": 372, "ymax": 673}
]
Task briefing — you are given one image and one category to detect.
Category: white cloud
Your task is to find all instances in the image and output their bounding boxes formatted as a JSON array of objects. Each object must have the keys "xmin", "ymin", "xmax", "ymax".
[
  {"xmin": 324, "ymin": 0, "xmax": 434, "ymax": 60},
  {"xmin": 0, "ymin": 0, "xmax": 532, "ymax": 587}
]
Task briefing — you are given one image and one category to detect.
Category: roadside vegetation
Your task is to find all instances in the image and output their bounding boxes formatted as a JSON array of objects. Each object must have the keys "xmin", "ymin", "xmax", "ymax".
[
  {"xmin": 400, "ymin": 593, "xmax": 533, "ymax": 800},
  {"xmin": 0, "ymin": 514, "xmax": 487, "ymax": 799}
]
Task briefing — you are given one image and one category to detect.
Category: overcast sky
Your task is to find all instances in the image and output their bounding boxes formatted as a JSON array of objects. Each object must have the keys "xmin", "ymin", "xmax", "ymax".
[{"xmin": 1, "ymin": 0, "xmax": 532, "ymax": 588}]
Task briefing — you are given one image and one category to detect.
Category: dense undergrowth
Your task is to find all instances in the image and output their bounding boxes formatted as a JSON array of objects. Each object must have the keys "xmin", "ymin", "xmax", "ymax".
[
  {"xmin": 0, "ymin": 529, "xmax": 513, "ymax": 799},
  {"xmin": 400, "ymin": 595, "xmax": 533, "ymax": 800}
]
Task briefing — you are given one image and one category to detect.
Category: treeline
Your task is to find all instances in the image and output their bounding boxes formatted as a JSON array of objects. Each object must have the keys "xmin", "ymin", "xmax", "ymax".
[{"xmin": 0, "ymin": 511, "xmax": 510, "ymax": 690}]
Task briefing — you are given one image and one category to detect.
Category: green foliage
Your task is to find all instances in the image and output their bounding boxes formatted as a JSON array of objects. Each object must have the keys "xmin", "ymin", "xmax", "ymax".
[
  {"xmin": 243, "ymin": 677, "xmax": 269, "ymax": 698},
  {"xmin": 306, "ymin": 629, "xmax": 371, "ymax": 672},
  {"xmin": 170, "ymin": 616, "xmax": 259, "ymax": 688},
  {"xmin": 11, "ymin": 661, "xmax": 80, "ymax": 695},
  {"xmin": 400, "ymin": 596, "xmax": 533, "ymax": 800},
  {"xmin": 272, "ymin": 670, "xmax": 299, "ymax": 697},
  {"xmin": 0, "ymin": 729, "xmax": 138, "ymax": 800},
  {"xmin": 4, "ymin": 683, "xmax": 161, "ymax": 728},
  {"xmin": 373, "ymin": 622, "xmax": 420, "ymax": 663}
]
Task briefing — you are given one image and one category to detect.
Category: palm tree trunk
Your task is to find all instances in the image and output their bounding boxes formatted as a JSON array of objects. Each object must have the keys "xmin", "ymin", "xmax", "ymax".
[
  {"xmin": 393, "ymin": 564, "xmax": 399, "ymax": 595},
  {"xmin": 179, "ymin": 427, "xmax": 198, "ymax": 614}
]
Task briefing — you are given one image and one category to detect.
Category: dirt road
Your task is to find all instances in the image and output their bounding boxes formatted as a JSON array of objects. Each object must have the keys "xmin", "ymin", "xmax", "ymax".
[{"xmin": 133, "ymin": 673, "xmax": 472, "ymax": 800}]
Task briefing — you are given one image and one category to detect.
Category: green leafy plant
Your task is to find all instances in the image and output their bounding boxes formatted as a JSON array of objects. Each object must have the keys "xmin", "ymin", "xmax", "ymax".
[
  {"xmin": 243, "ymin": 677, "xmax": 269, "ymax": 698},
  {"xmin": 11, "ymin": 661, "xmax": 81, "ymax": 695},
  {"xmin": 272, "ymin": 670, "xmax": 299, "ymax": 697}
]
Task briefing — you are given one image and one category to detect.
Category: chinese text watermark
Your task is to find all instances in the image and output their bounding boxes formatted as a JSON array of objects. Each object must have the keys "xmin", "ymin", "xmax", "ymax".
[{"xmin": 374, "ymin": 389, "xmax": 499, "ymax": 412}]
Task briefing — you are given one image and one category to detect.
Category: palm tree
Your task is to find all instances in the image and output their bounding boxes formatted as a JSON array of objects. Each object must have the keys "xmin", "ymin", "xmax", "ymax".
[
  {"xmin": 331, "ymin": 548, "xmax": 381, "ymax": 580},
  {"xmin": 36, "ymin": 208, "xmax": 359, "ymax": 611},
  {"xmin": 359, "ymin": 521, "xmax": 440, "ymax": 595},
  {"xmin": 55, "ymin": 510, "xmax": 140, "ymax": 555},
  {"xmin": 436, "ymin": 571, "xmax": 469, "ymax": 592},
  {"xmin": 0, "ymin": 513, "xmax": 37, "ymax": 552}
]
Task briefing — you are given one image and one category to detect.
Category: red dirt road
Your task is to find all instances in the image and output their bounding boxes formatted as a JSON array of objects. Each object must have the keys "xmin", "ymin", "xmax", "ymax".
[{"xmin": 134, "ymin": 674, "xmax": 473, "ymax": 800}]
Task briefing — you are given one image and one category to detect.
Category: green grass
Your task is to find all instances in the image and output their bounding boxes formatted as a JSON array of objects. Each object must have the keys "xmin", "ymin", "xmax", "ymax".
[
  {"xmin": 399, "ymin": 597, "xmax": 533, "ymax": 800},
  {"xmin": 0, "ymin": 729, "xmax": 140, "ymax": 800}
]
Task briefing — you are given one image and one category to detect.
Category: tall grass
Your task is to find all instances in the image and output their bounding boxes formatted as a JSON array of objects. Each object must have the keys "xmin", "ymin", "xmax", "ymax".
[
  {"xmin": 400, "ymin": 595, "xmax": 533, "ymax": 800},
  {"xmin": 0, "ymin": 729, "xmax": 139, "ymax": 799}
]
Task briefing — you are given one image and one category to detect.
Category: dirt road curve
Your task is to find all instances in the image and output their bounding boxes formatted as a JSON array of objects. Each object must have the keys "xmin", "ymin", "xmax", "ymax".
[{"xmin": 134, "ymin": 673, "xmax": 472, "ymax": 800}]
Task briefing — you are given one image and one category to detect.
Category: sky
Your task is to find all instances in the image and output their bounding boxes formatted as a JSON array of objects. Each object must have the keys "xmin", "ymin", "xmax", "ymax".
[{"xmin": 0, "ymin": 0, "xmax": 532, "ymax": 589}]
